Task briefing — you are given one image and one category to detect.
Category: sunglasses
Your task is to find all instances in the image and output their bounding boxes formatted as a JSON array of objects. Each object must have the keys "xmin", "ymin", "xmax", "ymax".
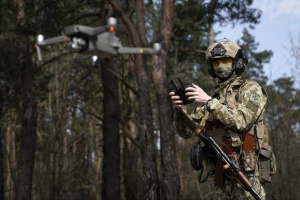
[{"xmin": 210, "ymin": 58, "xmax": 233, "ymax": 67}]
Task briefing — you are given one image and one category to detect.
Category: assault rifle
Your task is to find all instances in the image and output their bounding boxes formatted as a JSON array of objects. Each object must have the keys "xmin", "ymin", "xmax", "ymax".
[{"xmin": 177, "ymin": 108, "xmax": 261, "ymax": 200}]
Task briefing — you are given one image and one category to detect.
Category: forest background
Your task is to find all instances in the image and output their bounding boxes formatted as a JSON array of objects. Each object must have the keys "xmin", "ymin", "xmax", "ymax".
[{"xmin": 0, "ymin": 0, "xmax": 299, "ymax": 200}]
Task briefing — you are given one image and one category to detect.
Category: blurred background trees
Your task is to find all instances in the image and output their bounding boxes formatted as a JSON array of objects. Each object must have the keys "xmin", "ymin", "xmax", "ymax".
[{"xmin": 0, "ymin": 0, "xmax": 299, "ymax": 199}]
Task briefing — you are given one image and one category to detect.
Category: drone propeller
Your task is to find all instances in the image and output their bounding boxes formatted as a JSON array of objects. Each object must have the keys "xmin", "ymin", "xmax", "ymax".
[{"xmin": 35, "ymin": 34, "xmax": 70, "ymax": 61}]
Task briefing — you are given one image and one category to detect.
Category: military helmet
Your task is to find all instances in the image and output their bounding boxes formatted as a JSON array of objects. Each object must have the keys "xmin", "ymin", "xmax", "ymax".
[
  {"xmin": 206, "ymin": 40, "xmax": 241, "ymax": 60},
  {"xmin": 206, "ymin": 39, "xmax": 248, "ymax": 78}
]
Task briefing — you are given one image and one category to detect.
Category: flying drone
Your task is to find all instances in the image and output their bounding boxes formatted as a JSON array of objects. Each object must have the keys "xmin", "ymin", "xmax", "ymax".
[{"xmin": 35, "ymin": 17, "xmax": 161, "ymax": 61}]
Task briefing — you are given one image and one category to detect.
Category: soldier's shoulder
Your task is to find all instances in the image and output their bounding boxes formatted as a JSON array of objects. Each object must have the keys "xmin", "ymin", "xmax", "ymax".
[
  {"xmin": 240, "ymin": 78, "xmax": 262, "ymax": 91},
  {"xmin": 239, "ymin": 79, "xmax": 268, "ymax": 102}
]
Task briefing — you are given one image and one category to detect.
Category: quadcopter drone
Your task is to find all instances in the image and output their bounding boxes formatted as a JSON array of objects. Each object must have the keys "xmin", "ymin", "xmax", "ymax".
[{"xmin": 35, "ymin": 17, "xmax": 161, "ymax": 61}]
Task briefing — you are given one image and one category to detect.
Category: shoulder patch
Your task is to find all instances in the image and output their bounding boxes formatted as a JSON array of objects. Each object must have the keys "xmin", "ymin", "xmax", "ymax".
[{"xmin": 249, "ymin": 93, "xmax": 260, "ymax": 107}]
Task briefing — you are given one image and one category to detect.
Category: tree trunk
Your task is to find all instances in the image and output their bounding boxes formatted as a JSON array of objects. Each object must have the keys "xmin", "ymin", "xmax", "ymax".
[
  {"xmin": 123, "ymin": 60, "xmax": 143, "ymax": 200},
  {"xmin": 0, "ymin": 116, "xmax": 4, "ymax": 200},
  {"xmin": 152, "ymin": 0, "xmax": 180, "ymax": 199},
  {"xmin": 14, "ymin": 36, "xmax": 38, "ymax": 200},
  {"xmin": 207, "ymin": 22, "xmax": 215, "ymax": 45},
  {"xmin": 136, "ymin": 54, "xmax": 160, "ymax": 200},
  {"xmin": 134, "ymin": 1, "xmax": 160, "ymax": 199},
  {"xmin": 108, "ymin": 1, "xmax": 160, "ymax": 199},
  {"xmin": 4, "ymin": 111, "xmax": 17, "ymax": 200},
  {"xmin": 101, "ymin": 58, "xmax": 121, "ymax": 200},
  {"xmin": 207, "ymin": 0, "xmax": 216, "ymax": 45},
  {"xmin": 13, "ymin": 0, "xmax": 38, "ymax": 199}
]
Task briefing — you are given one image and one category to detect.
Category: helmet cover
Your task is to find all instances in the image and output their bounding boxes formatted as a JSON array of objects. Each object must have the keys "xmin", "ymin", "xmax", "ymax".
[{"xmin": 206, "ymin": 40, "xmax": 241, "ymax": 60}]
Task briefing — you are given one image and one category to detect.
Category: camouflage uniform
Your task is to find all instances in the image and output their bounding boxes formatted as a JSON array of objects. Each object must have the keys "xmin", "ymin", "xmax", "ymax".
[{"xmin": 174, "ymin": 40, "xmax": 269, "ymax": 199}]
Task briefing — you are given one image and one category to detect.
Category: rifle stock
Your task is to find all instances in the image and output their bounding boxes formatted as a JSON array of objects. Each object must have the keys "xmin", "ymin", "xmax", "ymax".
[{"xmin": 177, "ymin": 108, "xmax": 261, "ymax": 200}]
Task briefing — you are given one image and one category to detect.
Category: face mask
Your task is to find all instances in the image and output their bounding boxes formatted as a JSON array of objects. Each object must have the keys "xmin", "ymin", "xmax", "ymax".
[{"xmin": 210, "ymin": 58, "xmax": 233, "ymax": 79}]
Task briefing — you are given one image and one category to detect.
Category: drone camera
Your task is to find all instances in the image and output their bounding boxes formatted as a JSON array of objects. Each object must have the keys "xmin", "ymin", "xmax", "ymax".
[
  {"xmin": 68, "ymin": 37, "xmax": 88, "ymax": 51},
  {"xmin": 171, "ymin": 78, "xmax": 193, "ymax": 105}
]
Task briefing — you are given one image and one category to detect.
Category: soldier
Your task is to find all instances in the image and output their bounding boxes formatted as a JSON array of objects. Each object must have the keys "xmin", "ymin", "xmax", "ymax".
[{"xmin": 169, "ymin": 40, "xmax": 274, "ymax": 199}]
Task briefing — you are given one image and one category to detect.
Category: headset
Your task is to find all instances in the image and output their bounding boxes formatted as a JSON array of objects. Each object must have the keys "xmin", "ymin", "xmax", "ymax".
[{"xmin": 233, "ymin": 49, "xmax": 248, "ymax": 75}]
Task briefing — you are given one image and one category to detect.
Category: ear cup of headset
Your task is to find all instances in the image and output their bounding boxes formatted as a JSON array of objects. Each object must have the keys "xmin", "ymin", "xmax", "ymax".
[
  {"xmin": 234, "ymin": 58, "xmax": 245, "ymax": 75},
  {"xmin": 233, "ymin": 50, "xmax": 248, "ymax": 75}
]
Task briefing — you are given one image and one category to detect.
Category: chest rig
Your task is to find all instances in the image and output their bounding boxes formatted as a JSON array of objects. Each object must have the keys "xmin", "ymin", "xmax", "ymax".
[
  {"xmin": 204, "ymin": 76, "xmax": 247, "ymax": 149},
  {"xmin": 202, "ymin": 77, "xmax": 257, "ymax": 185}
]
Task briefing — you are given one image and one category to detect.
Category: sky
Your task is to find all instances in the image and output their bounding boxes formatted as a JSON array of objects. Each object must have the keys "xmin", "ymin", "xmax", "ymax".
[{"xmin": 215, "ymin": 0, "xmax": 300, "ymax": 84}]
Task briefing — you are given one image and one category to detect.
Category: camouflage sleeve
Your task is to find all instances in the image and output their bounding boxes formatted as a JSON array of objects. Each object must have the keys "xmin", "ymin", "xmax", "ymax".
[
  {"xmin": 174, "ymin": 106, "xmax": 206, "ymax": 139},
  {"xmin": 206, "ymin": 81, "xmax": 267, "ymax": 132}
]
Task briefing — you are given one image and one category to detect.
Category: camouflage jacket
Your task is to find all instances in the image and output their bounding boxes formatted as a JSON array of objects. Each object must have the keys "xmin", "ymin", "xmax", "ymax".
[{"xmin": 174, "ymin": 75, "xmax": 267, "ymax": 147}]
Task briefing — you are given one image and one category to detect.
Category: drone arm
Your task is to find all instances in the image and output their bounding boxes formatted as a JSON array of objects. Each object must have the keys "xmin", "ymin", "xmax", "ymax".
[
  {"xmin": 117, "ymin": 47, "xmax": 154, "ymax": 54},
  {"xmin": 117, "ymin": 43, "xmax": 161, "ymax": 55},
  {"xmin": 35, "ymin": 35, "xmax": 70, "ymax": 61},
  {"xmin": 38, "ymin": 35, "xmax": 69, "ymax": 46},
  {"xmin": 92, "ymin": 26, "xmax": 109, "ymax": 35}
]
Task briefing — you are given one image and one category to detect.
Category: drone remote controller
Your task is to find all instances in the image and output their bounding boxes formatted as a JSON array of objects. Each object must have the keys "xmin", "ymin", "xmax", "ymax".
[{"xmin": 170, "ymin": 78, "xmax": 193, "ymax": 105}]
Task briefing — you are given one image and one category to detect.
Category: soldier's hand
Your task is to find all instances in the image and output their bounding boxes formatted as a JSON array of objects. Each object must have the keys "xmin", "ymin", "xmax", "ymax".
[
  {"xmin": 169, "ymin": 91, "xmax": 184, "ymax": 109},
  {"xmin": 185, "ymin": 84, "xmax": 212, "ymax": 105}
]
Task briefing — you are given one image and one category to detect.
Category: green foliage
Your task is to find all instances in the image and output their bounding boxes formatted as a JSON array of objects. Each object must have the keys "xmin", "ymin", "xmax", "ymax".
[
  {"xmin": 286, "ymin": 35, "xmax": 300, "ymax": 87},
  {"xmin": 170, "ymin": 1, "xmax": 209, "ymax": 92},
  {"xmin": 264, "ymin": 77, "xmax": 300, "ymax": 199},
  {"xmin": 211, "ymin": 0, "xmax": 261, "ymax": 28},
  {"xmin": 174, "ymin": 0, "xmax": 261, "ymax": 32},
  {"xmin": 237, "ymin": 28, "xmax": 273, "ymax": 85}
]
